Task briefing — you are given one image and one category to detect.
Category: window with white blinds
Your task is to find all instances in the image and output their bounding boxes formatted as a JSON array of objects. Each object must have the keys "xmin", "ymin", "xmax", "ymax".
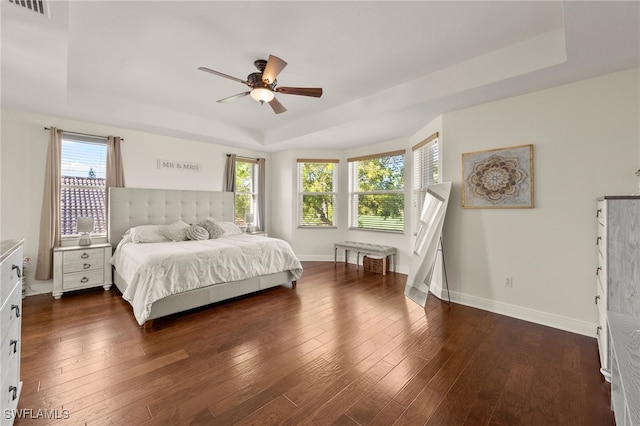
[
  {"xmin": 60, "ymin": 134, "xmax": 108, "ymax": 237},
  {"xmin": 412, "ymin": 133, "xmax": 439, "ymax": 234},
  {"xmin": 297, "ymin": 159, "xmax": 338, "ymax": 227},
  {"xmin": 348, "ymin": 150, "xmax": 405, "ymax": 232}
]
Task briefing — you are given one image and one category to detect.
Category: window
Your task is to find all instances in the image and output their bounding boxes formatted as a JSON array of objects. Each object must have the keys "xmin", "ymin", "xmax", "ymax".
[
  {"xmin": 60, "ymin": 134, "xmax": 108, "ymax": 237},
  {"xmin": 234, "ymin": 158, "xmax": 258, "ymax": 226},
  {"xmin": 297, "ymin": 159, "xmax": 338, "ymax": 227},
  {"xmin": 348, "ymin": 150, "xmax": 405, "ymax": 232},
  {"xmin": 412, "ymin": 133, "xmax": 439, "ymax": 234}
]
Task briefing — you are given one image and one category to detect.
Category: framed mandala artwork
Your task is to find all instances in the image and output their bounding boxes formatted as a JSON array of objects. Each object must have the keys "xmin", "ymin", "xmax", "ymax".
[{"xmin": 462, "ymin": 144, "xmax": 534, "ymax": 208}]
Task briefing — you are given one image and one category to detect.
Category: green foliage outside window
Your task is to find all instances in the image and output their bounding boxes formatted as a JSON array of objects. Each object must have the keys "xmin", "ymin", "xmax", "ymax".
[
  {"xmin": 300, "ymin": 162, "xmax": 335, "ymax": 226},
  {"xmin": 350, "ymin": 154, "xmax": 405, "ymax": 231},
  {"xmin": 235, "ymin": 161, "xmax": 254, "ymax": 224}
]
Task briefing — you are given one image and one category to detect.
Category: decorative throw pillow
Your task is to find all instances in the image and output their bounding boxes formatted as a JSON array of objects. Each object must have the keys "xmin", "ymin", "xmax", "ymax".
[
  {"xmin": 160, "ymin": 220, "xmax": 190, "ymax": 242},
  {"xmin": 129, "ymin": 225, "xmax": 171, "ymax": 244},
  {"xmin": 198, "ymin": 219, "xmax": 225, "ymax": 239},
  {"xmin": 186, "ymin": 225, "xmax": 209, "ymax": 241},
  {"xmin": 216, "ymin": 221, "xmax": 244, "ymax": 236}
]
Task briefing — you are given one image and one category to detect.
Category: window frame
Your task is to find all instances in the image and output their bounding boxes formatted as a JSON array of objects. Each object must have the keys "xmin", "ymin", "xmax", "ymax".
[
  {"xmin": 412, "ymin": 132, "xmax": 440, "ymax": 235},
  {"xmin": 234, "ymin": 158, "xmax": 258, "ymax": 226},
  {"xmin": 296, "ymin": 159, "xmax": 339, "ymax": 228},
  {"xmin": 347, "ymin": 149, "xmax": 406, "ymax": 233},
  {"xmin": 60, "ymin": 134, "xmax": 108, "ymax": 239}
]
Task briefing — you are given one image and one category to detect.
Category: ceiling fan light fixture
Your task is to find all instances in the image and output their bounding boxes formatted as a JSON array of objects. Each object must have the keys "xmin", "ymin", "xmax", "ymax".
[{"xmin": 250, "ymin": 87, "xmax": 274, "ymax": 103}]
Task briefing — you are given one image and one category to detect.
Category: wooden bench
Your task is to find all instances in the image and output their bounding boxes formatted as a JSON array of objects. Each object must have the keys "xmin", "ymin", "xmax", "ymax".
[{"xmin": 334, "ymin": 241, "xmax": 397, "ymax": 275}]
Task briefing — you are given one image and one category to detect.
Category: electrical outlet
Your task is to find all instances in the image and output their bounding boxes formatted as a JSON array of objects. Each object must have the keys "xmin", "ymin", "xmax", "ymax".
[{"xmin": 504, "ymin": 276, "xmax": 513, "ymax": 287}]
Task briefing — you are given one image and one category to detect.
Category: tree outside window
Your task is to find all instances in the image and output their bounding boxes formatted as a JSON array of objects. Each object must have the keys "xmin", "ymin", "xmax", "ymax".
[
  {"xmin": 298, "ymin": 160, "xmax": 338, "ymax": 227},
  {"xmin": 234, "ymin": 159, "xmax": 257, "ymax": 225},
  {"xmin": 348, "ymin": 150, "xmax": 405, "ymax": 232}
]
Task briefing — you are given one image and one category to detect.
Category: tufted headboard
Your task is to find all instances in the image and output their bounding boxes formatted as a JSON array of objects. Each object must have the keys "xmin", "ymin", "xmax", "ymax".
[{"xmin": 108, "ymin": 187, "xmax": 234, "ymax": 246}]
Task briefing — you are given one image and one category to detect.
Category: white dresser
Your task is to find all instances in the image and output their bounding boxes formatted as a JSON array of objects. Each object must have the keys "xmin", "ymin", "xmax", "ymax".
[
  {"xmin": 608, "ymin": 312, "xmax": 639, "ymax": 426},
  {"xmin": 0, "ymin": 240, "xmax": 23, "ymax": 425},
  {"xmin": 595, "ymin": 196, "xmax": 640, "ymax": 382},
  {"xmin": 53, "ymin": 243, "xmax": 112, "ymax": 299}
]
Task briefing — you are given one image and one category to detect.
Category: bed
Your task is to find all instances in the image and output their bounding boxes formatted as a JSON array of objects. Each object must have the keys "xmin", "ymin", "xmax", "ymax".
[{"xmin": 108, "ymin": 187, "xmax": 303, "ymax": 327}]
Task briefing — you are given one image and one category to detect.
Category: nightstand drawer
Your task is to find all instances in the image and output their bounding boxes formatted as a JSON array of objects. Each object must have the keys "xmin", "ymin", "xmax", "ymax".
[
  {"xmin": 63, "ymin": 248, "xmax": 104, "ymax": 273},
  {"xmin": 62, "ymin": 269, "xmax": 105, "ymax": 290}
]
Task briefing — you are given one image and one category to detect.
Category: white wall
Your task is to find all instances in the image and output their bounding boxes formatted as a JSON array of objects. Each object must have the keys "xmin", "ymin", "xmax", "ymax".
[
  {"xmin": 440, "ymin": 68, "xmax": 639, "ymax": 336},
  {"xmin": 1, "ymin": 109, "xmax": 268, "ymax": 294}
]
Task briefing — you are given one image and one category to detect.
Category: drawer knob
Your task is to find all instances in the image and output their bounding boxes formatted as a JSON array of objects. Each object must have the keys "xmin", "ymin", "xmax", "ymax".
[
  {"xmin": 9, "ymin": 339, "xmax": 18, "ymax": 354},
  {"xmin": 597, "ymin": 325, "xmax": 602, "ymax": 335},
  {"xmin": 81, "ymin": 277, "xmax": 89, "ymax": 283},
  {"xmin": 81, "ymin": 253, "xmax": 89, "ymax": 259},
  {"xmin": 11, "ymin": 264, "xmax": 21, "ymax": 278},
  {"xmin": 83, "ymin": 263, "xmax": 91, "ymax": 269},
  {"xmin": 9, "ymin": 386, "xmax": 17, "ymax": 401},
  {"xmin": 596, "ymin": 208, "xmax": 602, "ymax": 218},
  {"xmin": 595, "ymin": 295, "xmax": 600, "ymax": 305},
  {"xmin": 596, "ymin": 266, "xmax": 602, "ymax": 276},
  {"xmin": 11, "ymin": 304, "xmax": 20, "ymax": 318},
  {"xmin": 596, "ymin": 236, "xmax": 601, "ymax": 245}
]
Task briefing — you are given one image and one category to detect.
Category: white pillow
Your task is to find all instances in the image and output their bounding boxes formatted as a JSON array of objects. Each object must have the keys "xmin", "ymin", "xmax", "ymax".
[
  {"xmin": 129, "ymin": 225, "xmax": 170, "ymax": 244},
  {"xmin": 216, "ymin": 221, "xmax": 244, "ymax": 236},
  {"xmin": 160, "ymin": 220, "xmax": 190, "ymax": 242}
]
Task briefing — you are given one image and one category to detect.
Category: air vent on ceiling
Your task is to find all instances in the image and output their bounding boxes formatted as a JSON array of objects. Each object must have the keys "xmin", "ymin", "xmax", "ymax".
[{"xmin": 6, "ymin": 0, "xmax": 48, "ymax": 16}]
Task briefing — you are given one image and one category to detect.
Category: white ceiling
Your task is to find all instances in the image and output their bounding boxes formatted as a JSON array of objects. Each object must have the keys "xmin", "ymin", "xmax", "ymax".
[{"xmin": 2, "ymin": 1, "xmax": 639, "ymax": 152}]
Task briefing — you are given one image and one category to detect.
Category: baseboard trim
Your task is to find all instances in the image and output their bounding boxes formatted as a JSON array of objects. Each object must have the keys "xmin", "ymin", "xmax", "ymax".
[{"xmin": 448, "ymin": 290, "xmax": 597, "ymax": 338}]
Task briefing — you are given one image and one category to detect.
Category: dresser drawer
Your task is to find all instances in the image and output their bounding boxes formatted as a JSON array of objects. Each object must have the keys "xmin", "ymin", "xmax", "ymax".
[
  {"xmin": 0, "ymin": 248, "xmax": 21, "ymax": 305},
  {"xmin": 0, "ymin": 319, "xmax": 20, "ymax": 386},
  {"xmin": 0, "ymin": 357, "xmax": 21, "ymax": 421},
  {"xmin": 62, "ymin": 269, "xmax": 105, "ymax": 291},
  {"xmin": 0, "ymin": 286, "xmax": 21, "ymax": 338},
  {"xmin": 63, "ymin": 247, "xmax": 105, "ymax": 273}
]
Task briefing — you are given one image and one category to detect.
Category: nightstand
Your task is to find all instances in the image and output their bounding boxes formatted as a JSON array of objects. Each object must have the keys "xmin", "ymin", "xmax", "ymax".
[
  {"xmin": 247, "ymin": 231, "xmax": 268, "ymax": 237},
  {"xmin": 53, "ymin": 243, "xmax": 112, "ymax": 299}
]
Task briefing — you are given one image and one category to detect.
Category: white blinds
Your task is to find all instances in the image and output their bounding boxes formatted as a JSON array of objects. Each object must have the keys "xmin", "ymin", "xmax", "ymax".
[{"xmin": 412, "ymin": 134, "xmax": 439, "ymax": 234}]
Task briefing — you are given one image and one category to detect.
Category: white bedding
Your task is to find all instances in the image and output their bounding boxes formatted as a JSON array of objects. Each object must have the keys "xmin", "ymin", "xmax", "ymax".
[{"xmin": 110, "ymin": 234, "xmax": 303, "ymax": 325}]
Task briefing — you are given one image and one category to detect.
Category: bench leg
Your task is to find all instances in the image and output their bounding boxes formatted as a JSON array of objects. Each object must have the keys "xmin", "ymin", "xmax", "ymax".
[{"xmin": 382, "ymin": 257, "xmax": 387, "ymax": 275}]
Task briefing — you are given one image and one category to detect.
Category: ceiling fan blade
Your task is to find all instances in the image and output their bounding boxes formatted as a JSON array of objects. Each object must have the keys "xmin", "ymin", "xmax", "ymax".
[
  {"xmin": 275, "ymin": 87, "xmax": 323, "ymax": 98},
  {"xmin": 198, "ymin": 67, "xmax": 249, "ymax": 85},
  {"xmin": 262, "ymin": 55, "xmax": 288, "ymax": 85},
  {"xmin": 268, "ymin": 97, "xmax": 287, "ymax": 114},
  {"xmin": 217, "ymin": 92, "xmax": 250, "ymax": 103}
]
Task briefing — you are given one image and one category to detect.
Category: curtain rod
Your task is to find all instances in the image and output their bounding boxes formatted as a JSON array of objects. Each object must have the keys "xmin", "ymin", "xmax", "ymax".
[
  {"xmin": 227, "ymin": 153, "xmax": 259, "ymax": 161},
  {"xmin": 44, "ymin": 127, "xmax": 124, "ymax": 141}
]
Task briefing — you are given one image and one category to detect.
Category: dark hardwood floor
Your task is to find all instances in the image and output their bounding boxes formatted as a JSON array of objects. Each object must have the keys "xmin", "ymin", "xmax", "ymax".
[{"xmin": 16, "ymin": 261, "xmax": 613, "ymax": 425}]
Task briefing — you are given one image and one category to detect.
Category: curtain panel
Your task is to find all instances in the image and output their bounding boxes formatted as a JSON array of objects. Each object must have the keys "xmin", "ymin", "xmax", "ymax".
[
  {"xmin": 106, "ymin": 136, "xmax": 126, "ymax": 236},
  {"xmin": 35, "ymin": 127, "xmax": 63, "ymax": 280},
  {"xmin": 223, "ymin": 154, "xmax": 236, "ymax": 192},
  {"xmin": 257, "ymin": 158, "xmax": 265, "ymax": 231}
]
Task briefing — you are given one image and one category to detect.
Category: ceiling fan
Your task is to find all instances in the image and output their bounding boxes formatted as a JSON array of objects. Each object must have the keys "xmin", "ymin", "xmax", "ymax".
[{"xmin": 198, "ymin": 55, "xmax": 323, "ymax": 114}]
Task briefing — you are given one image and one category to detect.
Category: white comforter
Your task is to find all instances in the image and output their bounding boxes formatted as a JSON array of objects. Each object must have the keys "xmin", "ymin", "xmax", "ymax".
[{"xmin": 110, "ymin": 234, "xmax": 303, "ymax": 325}]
